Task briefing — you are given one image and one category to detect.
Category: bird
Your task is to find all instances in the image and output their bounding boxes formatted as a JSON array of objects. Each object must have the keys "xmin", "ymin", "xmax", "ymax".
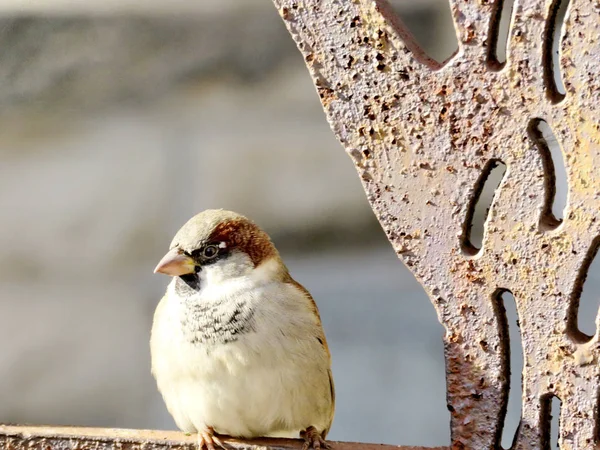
[{"xmin": 150, "ymin": 209, "xmax": 335, "ymax": 450}]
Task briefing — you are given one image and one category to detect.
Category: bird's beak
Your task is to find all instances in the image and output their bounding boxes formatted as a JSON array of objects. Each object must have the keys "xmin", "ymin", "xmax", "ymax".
[{"xmin": 154, "ymin": 248, "xmax": 196, "ymax": 276}]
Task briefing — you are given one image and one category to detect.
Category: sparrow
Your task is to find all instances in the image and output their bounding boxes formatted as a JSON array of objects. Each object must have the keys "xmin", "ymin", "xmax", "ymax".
[{"xmin": 150, "ymin": 209, "xmax": 335, "ymax": 450}]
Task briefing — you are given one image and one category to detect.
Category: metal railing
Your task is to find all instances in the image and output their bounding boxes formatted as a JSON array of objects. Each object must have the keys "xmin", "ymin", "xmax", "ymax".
[{"xmin": 272, "ymin": 0, "xmax": 599, "ymax": 449}]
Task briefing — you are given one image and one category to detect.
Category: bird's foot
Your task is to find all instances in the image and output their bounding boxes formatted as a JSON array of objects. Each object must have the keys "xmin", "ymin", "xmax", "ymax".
[
  {"xmin": 301, "ymin": 426, "xmax": 330, "ymax": 450},
  {"xmin": 197, "ymin": 427, "xmax": 227, "ymax": 450}
]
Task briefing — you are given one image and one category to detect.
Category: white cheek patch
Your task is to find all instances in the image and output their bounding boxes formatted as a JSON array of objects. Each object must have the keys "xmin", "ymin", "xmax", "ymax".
[{"xmin": 219, "ymin": 242, "xmax": 227, "ymax": 249}]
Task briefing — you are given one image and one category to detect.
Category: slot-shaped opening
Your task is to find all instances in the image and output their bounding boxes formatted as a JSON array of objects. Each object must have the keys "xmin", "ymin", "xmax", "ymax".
[
  {"xmin": 527, "ymin": 118, "xmax": 567, "ymax": 230},
  {"xmin": 543, "ymin": 0, "xmax": 570, "ymax": 103},
  {"xmin": 461, "ymin": 160, "xmax": 507, "ymax": 255},
  {"xmin": 486, "ymin": 0, "xmax": 515, "ymax": 70},
  {"xmin": 389, "ymin": 2, "xmax": 458, "ymax": 66},
  {"xmin": 567, "ymin": 236, "xmax": 600, "ymax": 341},
  {"xmin": 493, "ymin": 290, "xmax": 523, "ymax": 449},
  {"xmin": 540, "ymin": 394, "xmax": 562, "ymax": 450}
]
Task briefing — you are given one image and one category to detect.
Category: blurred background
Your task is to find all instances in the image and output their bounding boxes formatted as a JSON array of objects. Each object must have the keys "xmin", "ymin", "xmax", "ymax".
[{"xmin": 0, "ymin": 0, "xmax": 593, "ymax": 449}]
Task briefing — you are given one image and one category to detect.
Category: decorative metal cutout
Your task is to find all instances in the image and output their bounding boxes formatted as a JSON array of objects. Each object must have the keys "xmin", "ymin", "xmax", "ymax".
[{"xmin": 272, "ymin": 0, "xmax": 600, "ymax": 448}]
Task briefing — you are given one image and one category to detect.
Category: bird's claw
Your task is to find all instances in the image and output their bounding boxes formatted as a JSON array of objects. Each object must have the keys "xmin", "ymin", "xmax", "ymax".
[
  {"xmin": 301, "ymin": 427, "xmax": 331, "ymax": 450},
  {"xmin": 197, "ymin": 428, "xmax": 227, "ymax": 450},
  {"xmin": 211, "ymin": 434, "xmax": 227, "ymax": 450}
]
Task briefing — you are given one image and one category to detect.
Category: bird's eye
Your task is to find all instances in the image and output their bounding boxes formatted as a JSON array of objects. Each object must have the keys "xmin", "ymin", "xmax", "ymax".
[{"xmin": 203, "ymin": 245, "xmax": 219, "ymax": 259}]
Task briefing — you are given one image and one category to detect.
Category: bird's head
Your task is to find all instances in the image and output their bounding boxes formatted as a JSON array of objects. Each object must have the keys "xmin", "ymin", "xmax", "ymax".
[{"xmin": 154, "ymin": 209, "xmax": 284, "ymax": 290}]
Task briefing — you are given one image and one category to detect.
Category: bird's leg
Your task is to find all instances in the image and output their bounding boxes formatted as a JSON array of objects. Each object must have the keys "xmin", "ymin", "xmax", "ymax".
[
  {"xmin": 301, "ymin": 426, "xmax": 330, "ymax": 450},
  {"xmin": 197, "ymin": 427, "xmax": 226, "ymax": 450}
]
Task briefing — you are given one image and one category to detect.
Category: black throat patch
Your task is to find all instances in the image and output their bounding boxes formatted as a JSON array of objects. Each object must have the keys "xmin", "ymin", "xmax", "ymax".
[{"xmin": 176, "ymin": 273, "xmax": 201, "ymax": 293}]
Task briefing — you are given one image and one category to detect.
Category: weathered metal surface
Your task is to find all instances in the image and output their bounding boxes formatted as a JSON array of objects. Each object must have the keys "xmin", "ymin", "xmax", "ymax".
[
  {"xmin": 0, "ymin": 425, "xmax": 446, "ymax": 450},
  {"xmin": 272, "ymin": 0, "xmax": 600, "ymax": 449}
]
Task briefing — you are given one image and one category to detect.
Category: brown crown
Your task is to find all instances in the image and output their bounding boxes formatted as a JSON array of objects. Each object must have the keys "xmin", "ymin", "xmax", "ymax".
[{"xmin": 209, "ymin": 218, "xmax": 278, "ymax": 267}]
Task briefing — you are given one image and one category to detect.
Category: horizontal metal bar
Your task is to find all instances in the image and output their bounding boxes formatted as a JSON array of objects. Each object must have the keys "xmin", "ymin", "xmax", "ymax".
[{"xmin": 0, "ymin": 425, "xmax": 447, "ymax": 450}]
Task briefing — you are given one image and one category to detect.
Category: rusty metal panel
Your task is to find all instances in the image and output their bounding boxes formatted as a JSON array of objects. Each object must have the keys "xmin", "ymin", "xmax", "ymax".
[
  {"xmin": 0, "ymin": 425, "xmax": 447, "ymax": 450},
  {"xmin": 272, "ymin": 0, "xmax": 600, "ymax": 449}
]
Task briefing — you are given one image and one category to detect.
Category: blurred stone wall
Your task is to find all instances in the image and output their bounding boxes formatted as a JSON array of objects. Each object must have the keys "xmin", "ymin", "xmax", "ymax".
[{"xmin": 0, "ymin": 0, "xmax": 458, "ymax": 446}]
